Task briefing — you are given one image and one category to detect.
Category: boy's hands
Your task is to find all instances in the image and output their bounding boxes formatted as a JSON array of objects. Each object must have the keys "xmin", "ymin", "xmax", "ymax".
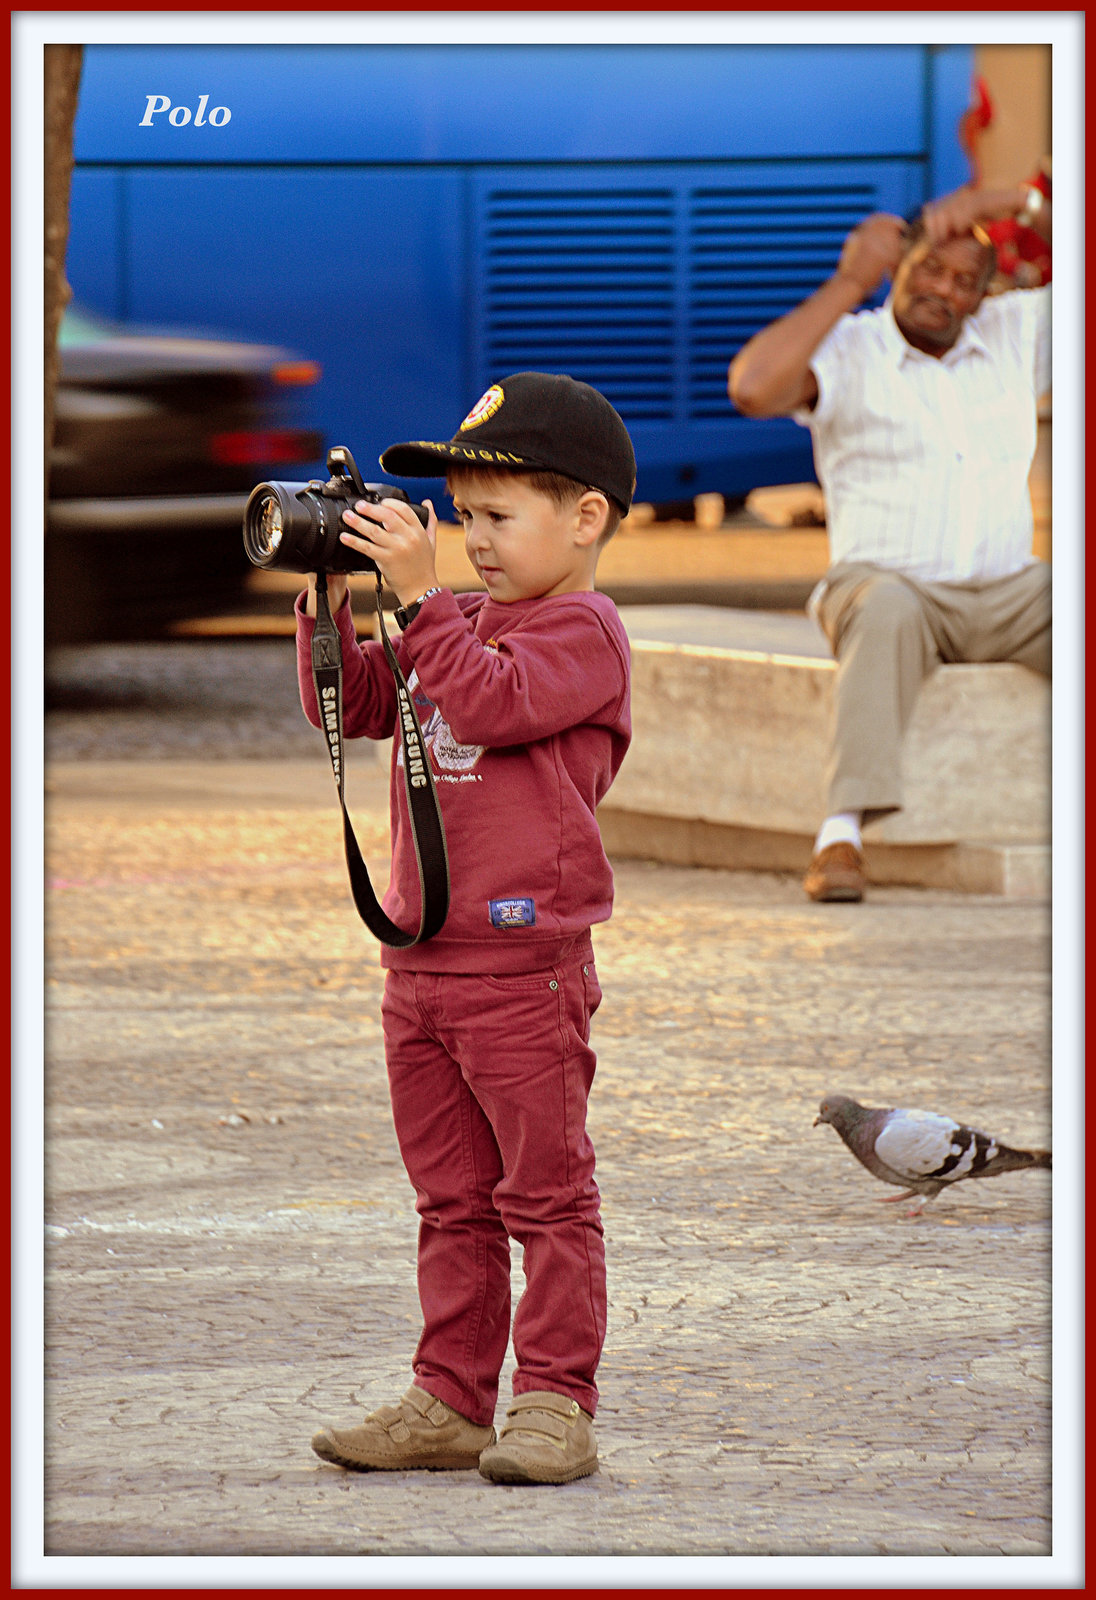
[
  {"xmin": 304, "ymin": 571, "xmax": 348, "ymax": 617},
  {"xmin": 340, "ymin": 496, "xmax": 440, "ymax": 607},
  {"xmin": 303, "ymin": 497, "xmax": 440, "ymax": 619}
]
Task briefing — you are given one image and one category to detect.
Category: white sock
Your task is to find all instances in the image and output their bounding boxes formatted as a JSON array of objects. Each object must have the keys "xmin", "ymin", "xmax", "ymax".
[{"xmin": 814, "ymin": 812, "xmax": 862, "ymax": 854}]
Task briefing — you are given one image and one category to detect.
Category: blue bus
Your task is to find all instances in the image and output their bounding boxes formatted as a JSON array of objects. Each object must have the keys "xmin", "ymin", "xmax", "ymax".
[{"xmin": 66, "ymin": 42, "xmax": 975, "ymax": 511}]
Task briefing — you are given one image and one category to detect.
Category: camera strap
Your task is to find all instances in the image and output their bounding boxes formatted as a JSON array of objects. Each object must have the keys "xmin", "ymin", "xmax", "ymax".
[{"xmin": 310, "ymin": 573, "xmax": 450, "ymax": 946}]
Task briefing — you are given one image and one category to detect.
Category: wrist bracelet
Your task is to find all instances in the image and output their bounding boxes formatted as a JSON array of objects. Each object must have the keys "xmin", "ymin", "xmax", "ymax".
[
  {"xmin": 394, "ymin": 586, "xmax": 444, "ymax": 630},
  {"xmin": 1017, "ymin": 185, "xmax": 1044, "ymax": 229}
]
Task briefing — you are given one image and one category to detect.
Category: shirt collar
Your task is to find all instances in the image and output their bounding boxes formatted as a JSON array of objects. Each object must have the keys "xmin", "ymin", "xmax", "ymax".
[{"xmin": 882, "ymin": 291, "xmax": 991, "ymax": 369}]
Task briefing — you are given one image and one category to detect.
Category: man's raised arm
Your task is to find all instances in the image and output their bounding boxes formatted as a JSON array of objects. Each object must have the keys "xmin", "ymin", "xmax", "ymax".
[{"xmin": 727, "ymin": 213, "xmax": 907, "ymax": 418}]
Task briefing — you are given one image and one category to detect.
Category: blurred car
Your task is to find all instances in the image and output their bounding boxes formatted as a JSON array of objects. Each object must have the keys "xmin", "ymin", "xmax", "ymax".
[{"xmin": 46, "ymin": 305, "xmax": 325, "ymax": 644}]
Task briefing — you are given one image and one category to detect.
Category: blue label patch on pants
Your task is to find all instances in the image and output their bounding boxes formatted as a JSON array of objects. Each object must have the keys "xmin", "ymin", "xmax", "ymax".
[{"xmin": 489, "ymin": 897, "xmax": 536, "ymax": 928}]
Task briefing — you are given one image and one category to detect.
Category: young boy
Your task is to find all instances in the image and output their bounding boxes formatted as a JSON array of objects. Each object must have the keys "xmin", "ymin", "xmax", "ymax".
[{"xmin": 297, "ymin": 372, "xmax": 636, "ymax": 1484}]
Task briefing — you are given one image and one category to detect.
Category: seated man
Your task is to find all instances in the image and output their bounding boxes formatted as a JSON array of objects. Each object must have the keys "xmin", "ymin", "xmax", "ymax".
[{"xmin": 728, "ymin": 175, "xmax": 1052, "ymax": 902}]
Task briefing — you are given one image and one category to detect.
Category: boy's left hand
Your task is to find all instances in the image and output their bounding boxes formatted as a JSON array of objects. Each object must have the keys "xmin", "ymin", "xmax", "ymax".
[{"xmin": 340, "ymin": 497, "xmax": 440, "ymax": 607}]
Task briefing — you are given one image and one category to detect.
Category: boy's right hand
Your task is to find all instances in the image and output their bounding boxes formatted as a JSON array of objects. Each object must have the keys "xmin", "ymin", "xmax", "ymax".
[{"xmin": 304, "ymin": 572, "xmax": 348, "ymax": 618}]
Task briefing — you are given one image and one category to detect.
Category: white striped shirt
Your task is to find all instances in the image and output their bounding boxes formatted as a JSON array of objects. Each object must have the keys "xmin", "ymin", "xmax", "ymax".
[{"xmin": 795, "ymin": 285, "xmax": 1051, "ymax": 583}]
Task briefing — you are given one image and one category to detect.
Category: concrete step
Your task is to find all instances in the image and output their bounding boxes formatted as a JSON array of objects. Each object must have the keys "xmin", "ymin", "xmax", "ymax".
[{"xmin": 600, "ymin": 631, "xmax": 1050, "ymax": 898}]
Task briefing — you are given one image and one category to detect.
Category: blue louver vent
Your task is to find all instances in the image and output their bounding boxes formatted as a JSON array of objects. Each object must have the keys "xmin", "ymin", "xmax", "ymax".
[
  {"xmin": 482, "ymin": 188, "xmax": 678, "ymax": 421},
  {"xmin": 688, "ymin": 183, "xmax": 878, "ymax": 418},
  {"xmin": 482, "ymin": 178, "xmax": 884, "ymax": 424}
]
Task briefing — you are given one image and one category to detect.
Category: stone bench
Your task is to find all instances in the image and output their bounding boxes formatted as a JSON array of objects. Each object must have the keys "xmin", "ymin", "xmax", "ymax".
[{"xmin": 598, "ymin": 641, "xmax": 1051, "ymax": 896}]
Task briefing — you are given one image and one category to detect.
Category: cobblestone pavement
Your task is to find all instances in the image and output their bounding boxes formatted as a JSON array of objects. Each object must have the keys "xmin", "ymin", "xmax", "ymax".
[{"xmin": 23, "ymin": 640, "xmax": 1081, "ymax": 1588}]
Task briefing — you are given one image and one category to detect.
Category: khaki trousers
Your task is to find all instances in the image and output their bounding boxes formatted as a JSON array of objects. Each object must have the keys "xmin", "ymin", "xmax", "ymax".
[{"xmin": 813, "ymin": 559, "xmax": 1051, "ymax": 825}]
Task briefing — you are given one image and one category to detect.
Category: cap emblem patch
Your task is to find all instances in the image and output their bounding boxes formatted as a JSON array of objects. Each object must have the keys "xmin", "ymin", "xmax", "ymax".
[{"xmin": 460, "ymin": 384, "xmax": 505, "ymax": 432}]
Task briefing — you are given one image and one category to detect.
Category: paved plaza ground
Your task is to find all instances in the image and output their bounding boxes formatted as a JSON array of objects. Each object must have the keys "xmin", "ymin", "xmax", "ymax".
[{"xmin": 20, "ymin": 633, "xmax": 1081, "ymax": 1589}]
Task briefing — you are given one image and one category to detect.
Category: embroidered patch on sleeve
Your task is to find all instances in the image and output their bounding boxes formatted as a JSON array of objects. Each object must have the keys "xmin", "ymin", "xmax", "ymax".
[{"xmin": 488, "ymin": 897, "xmax": 536, "ymax": 929}]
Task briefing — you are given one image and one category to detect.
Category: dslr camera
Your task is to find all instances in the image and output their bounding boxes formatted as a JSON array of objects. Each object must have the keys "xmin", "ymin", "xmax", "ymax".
[{"xmin": 243, "ymin": 445, "xmax": 428, "ymax": 575}]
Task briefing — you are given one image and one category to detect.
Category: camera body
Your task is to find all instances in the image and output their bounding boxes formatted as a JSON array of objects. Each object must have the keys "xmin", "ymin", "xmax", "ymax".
[{"xmin": 243, "ymin": 445, "xmax": 428, "ymax": 574}]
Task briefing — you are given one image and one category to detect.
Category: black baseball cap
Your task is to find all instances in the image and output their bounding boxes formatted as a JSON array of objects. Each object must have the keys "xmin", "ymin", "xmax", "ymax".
[{"xmin": 379, "ymin": 371, "xmax": 637, "ymax": 514}]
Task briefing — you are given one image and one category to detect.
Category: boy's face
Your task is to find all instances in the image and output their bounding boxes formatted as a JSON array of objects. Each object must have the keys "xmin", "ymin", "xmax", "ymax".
[{"xmin": 449, "ymin": 473, "xmax": 605, "ymax": 603}]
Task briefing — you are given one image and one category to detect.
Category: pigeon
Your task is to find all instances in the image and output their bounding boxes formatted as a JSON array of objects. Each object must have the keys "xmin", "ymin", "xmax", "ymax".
[{"xmin": 813, "ymin": 1091, "xmax": 1051, "ymax": 1215}]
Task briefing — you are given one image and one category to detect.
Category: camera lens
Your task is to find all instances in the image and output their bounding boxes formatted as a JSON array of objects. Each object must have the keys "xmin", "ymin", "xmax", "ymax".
[
  {"xmin": 243, "ymin": 456, "xmax": 426, "ymax": 575},
  {"xmin": 243, "ymin": 480, "xmax": 313, "ymax": 570},
  {"xmin": 243, "ymin": 479, "xmax": 374, "ymax": 574},
  {"xmin": 256, "ymin": 494, "xmax": 283, "ymax": 559}
]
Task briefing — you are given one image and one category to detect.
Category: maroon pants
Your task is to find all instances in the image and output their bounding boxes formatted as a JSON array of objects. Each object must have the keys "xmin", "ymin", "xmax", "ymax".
[{"xmin": 381, "ymin": 952, "xmax": 606, "ymax": 1425}]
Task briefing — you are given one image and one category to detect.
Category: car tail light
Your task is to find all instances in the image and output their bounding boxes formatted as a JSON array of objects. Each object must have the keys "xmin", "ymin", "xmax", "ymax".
[
  {"xmin": 270, "ymin": 360, "xmax": 321, "ymax": 387},
  {"xmin": 208, "ymin": 429, "xmax": 322, "ymax": 466}
]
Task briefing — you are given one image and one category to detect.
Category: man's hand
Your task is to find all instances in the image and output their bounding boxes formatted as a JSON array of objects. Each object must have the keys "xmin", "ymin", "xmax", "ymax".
[
  {"xmin": 834, "ymin": 213, "xmax": 907, "ymax": 297},
  {"xmin": 919, "ymin": 184, "xmax": 987, "ymax": 243},
  {"xmin": 918, "ymin": 177, "xmax": 1051, "ymax": 246},
  {"xmin": 339, "ymin": 496, "xmax": 440, "ymax": 608}
]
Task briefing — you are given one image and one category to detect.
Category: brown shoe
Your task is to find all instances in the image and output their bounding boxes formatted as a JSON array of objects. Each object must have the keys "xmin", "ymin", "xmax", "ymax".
[
  {"xmin": 804, "ymin": 841, "xmax": 865, "ymax": 902},
  {"xmin": 311, "ymin": 1384, "xmax": 495, "ymax": 1472},
  {"xmin": 478, "ymin": 1390, "xmax": 598, "ymax": 1485}
]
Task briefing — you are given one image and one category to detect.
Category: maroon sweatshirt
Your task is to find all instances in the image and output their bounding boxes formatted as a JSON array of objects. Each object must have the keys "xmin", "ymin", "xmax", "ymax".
[{"xmin": 296, "ymin": 586, "xmax": 631, "ymax": 972}]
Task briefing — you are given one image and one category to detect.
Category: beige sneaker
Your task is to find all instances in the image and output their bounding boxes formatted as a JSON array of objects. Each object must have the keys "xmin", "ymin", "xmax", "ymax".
[
  {"xmin": 311, "ymin": 1384, "xmax": 495, "ymax": 1472},
  {"xmin": 478, "ymin": 1390, "xmax": 598, "ymax": 1485}
]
